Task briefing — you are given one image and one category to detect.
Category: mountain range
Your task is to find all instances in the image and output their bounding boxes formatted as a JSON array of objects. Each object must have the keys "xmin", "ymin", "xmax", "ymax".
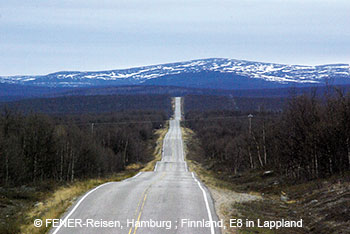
[{"xmin": 1, "ymin": 58, "xmax": 349, "ymax": 89}]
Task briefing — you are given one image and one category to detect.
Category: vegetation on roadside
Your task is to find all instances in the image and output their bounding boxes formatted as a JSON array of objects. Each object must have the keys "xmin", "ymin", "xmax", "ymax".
[
  {"xmin": 141, "ymin": 122, "xmax": 169, "ymax": 172},
  {"xmin": 183, "ymin": 125, "xmax": 350, "ymax": 233},
  {"xmin": 0, "ymin": 110, "xmax": 167, "ymax": 186},
  {"xmin": 19, "ymin": 170, "xmax": 138, "ymax": 234},
  {"xmin": 0, "ymin": 94, "xmax": 171, "ymax": 233},
  {"xmin": 183, "ymin": 91, "xmax": 350, "ymax": 233},
  {"xmin": 184, "ymin": 89, "xmax": 350, "ymax": 181},
  {"xmin": 0, "ymin": 121, "xmax": 168, "ymax": 234}
]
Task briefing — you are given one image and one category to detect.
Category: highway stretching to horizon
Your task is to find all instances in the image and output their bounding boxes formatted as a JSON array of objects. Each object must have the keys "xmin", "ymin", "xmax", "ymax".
[{"xmin": 50, "ymin": 97, "xmax": 221, "ymax": 234}]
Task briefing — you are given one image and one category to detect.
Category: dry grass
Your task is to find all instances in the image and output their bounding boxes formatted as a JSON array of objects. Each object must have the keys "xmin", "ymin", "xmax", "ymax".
[
  {"xmin": 141, "ymin": 121, "xmax": 168, "ymax": 172},
  {"xmin": 182, "ymin": 127, "xmax": 235, "ymax": 189},
  {"xmin": 20, "ymin": 171, "xmax": 137, "ymax": 234}
]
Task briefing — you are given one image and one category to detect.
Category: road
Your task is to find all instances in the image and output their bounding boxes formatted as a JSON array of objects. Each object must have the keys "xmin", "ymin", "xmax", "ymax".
[{"xmin": 51, "ymin": 97, "xmax": 221, "ymax": 234}]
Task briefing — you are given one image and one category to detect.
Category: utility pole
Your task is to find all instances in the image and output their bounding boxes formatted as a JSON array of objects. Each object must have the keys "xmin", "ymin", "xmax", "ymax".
[
  {"xmin": 248, "ymin": 114, "xmax": 253, "ymax": 135},
  {"xmin": 247, "ymin": 114, "xmax": 254, "ymax": 169},
  {"xmin": 91, "ymin": 123, "xmax": 94, "ymax": 135}
]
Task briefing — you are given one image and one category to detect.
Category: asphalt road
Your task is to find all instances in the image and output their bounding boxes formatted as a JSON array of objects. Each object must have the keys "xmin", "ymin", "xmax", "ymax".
[{"xmin": 50, "ymin": 97, "xmax": 221, "ymax": 234}]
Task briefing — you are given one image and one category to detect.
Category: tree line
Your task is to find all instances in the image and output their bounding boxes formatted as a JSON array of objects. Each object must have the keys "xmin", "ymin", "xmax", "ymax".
[
  {"xmin": 184, "ymin": 89, "xmax": 350, "ymax": 180},
  {"xmin": 0, "ymin": 94, "xmax": 172, "ymax": 115},
  {"xmin": 0, "ymin": 110, "xmax": 167, "ymax": 186},
  {"xmin": 184, "ymin": 94, "xmax": 285, "ymax": 112}
]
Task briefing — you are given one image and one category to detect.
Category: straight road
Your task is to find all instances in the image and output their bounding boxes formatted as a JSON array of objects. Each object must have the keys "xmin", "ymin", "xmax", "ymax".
[{"xmin": 50, "ymin": 97, "xmax": 221, "ymax": 234}]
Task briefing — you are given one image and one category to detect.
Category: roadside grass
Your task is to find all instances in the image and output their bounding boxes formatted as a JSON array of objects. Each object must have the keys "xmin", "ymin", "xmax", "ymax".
[
  {"xmin": 182, "ymin": 126, "xmax": 350, "ymax": 234},
  {"xmin": 231, "ymin": 174, "xmax": 350, "ymax": 234},
  {"xmin": 0, "ymin": 187, "xmax": 38, "ymax": 234},
  {"xmin": 20, "ymin": 170, "xmax": 138, "ymax": 234},
  {"xmin": 232, "ymin": 199, "xmax": 305, "ymax": 234},
  {"xmin": 141, "ymin": 121, "xmax": 169, "ymax": 172},
  {"xmin": 182, "ymin": 127, "xmax": 238, "ymax": 191},
  {"xmin": 0, "ymin": 123, "xmax": 169, "ymax": 234}
]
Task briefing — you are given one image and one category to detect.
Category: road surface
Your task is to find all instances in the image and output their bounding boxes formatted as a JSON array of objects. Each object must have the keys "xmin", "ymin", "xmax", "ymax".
[{"xmin": 50, "ymin": 97, "xmax": 221, "ymax": 234}]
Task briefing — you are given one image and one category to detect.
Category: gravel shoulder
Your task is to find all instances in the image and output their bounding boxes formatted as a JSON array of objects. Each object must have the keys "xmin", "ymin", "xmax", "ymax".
[{"xmin": 209, "ymin": 187, "xmax": 261, "ymax": 234}]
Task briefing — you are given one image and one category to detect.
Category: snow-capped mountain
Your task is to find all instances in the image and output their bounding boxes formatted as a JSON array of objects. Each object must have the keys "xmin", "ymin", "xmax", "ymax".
[{"xmin": 1, "ymin": 58, "xmax": 349, "ymax": 89}]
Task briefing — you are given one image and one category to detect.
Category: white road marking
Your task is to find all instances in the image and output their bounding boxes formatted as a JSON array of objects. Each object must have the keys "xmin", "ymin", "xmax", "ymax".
[
  {"xmin": 52, "ymin": 182, "xmax": 113, "ymax": 234},
  {"xmin": 184, "ymin": 162, "xmax": 188, "ymax": 172},
  {"xmin": 52, "ymin": 172, "xmax": 142, "ymax": 234},
  {"xmin": 123, "ymin": 172, "xmax": 142, "ymax": 182},
  {"xmin": 53, "ymin": 97, "xmax": 217, "ymax": 234},
  {"xmin": 180, "ymin": 139, "xmax": 185, "ymax": 161},
  {"xmin": 191, "ymin": 172, "xmax": 215, "ymax": 234}
]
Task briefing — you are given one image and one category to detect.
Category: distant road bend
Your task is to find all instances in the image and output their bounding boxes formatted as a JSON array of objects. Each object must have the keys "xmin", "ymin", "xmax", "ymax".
[{"xmin": 51, "ymin": 97, "xmax": 221, "ymax": 234}]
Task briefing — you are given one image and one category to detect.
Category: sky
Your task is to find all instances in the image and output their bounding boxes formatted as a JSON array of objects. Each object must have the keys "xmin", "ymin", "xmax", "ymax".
[{"xmin": 0, "ymin": 0, "xmax": 350, "ymax": 76}]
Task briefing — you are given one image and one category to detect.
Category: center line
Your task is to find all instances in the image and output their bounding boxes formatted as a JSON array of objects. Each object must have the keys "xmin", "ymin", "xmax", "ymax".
[{"xmin": 127, "ymin": 172, "xmax": 166, "ymax": 234}]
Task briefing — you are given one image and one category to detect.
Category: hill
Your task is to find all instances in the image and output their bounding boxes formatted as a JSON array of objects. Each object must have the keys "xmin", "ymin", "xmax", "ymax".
[{"xmin": 1, "ymin": 58, "xmax": 349, "ymax": 89}]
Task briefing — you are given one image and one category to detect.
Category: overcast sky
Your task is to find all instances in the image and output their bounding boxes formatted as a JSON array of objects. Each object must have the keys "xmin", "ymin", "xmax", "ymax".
[{"xmin": 1, "ymin": 0, "xmax": 349, "ymax": 75}]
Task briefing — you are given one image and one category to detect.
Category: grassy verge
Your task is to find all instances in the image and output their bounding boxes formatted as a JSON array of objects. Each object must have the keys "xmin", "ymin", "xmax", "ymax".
[
  {"xmin": 141, "ymin": 121, "xmax": 169, "ymax": 172},
  {"xmin": 182, "ymin": 126, "xmax": 350, "ymax": 234},
  {"xmin": 0, "ymin": 170, "xmax": 140, "ymax": 234},
  {"xmin": 182, "ymin": 127, "xmax": 238, "ymax": 190},
  {"xmin": 0, "ymin": 123, "xmax": 169, "ymax": 234},
  {"xmin": 20, "ymin": 170, "xmax": 138, "ymax": 234}
]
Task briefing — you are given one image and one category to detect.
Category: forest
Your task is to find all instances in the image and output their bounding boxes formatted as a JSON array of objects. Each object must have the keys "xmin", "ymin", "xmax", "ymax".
[
  {"xmin": 184, "ymin": 94, "xmax": 285, "ymax": 112},
  {"xmin": 3, "ymin": 89, "xmax": 350, "ymax": 185},
  {"xmin": 184, "ymin": 89, "xmax": 350, "ymax": 180},
  {"xmin": 0, "ymin": 95, "xmax": 170, "ymax": 186},
  {"xmin": 0, "ymin": 94, "xmax": 172, "ymax": 114}
]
